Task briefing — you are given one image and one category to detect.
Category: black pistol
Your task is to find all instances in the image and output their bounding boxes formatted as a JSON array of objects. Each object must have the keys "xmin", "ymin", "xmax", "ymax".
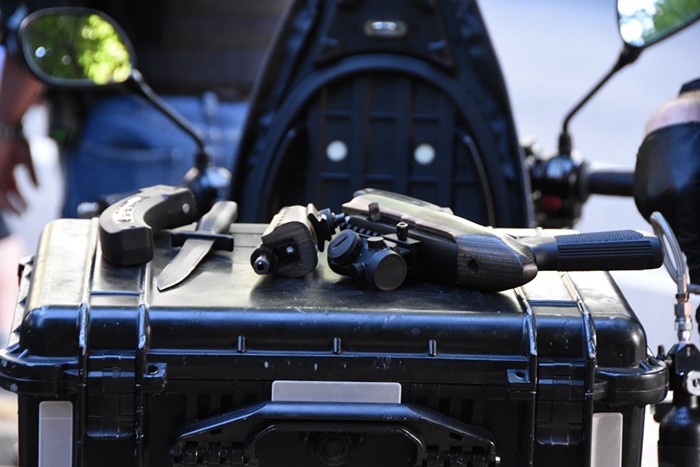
[{"xmin": 331, "ymin": 189, "xmax": 663, "ymax": 291}]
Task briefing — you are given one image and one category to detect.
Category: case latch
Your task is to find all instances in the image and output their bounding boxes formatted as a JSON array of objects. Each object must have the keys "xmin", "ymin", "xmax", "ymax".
[
  {"xmin": 536, "ymin": 362, "xmax": 585, "ymax": 445},
  {"xmin": 85, "ymin": 359, "xmax": 166, "ymax": 440},
  {"xmin": 86, "ymin": 364, "xmax": 135, "ymax": 439}
]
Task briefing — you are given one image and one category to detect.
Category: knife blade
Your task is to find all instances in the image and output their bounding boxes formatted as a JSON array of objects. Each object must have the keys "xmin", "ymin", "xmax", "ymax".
[{"xmin": 157, "ymin": 200, "xmax": 238, "ymax": 291}]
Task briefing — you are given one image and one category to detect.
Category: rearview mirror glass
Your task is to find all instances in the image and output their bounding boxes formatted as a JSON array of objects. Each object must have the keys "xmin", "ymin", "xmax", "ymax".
[
  {"xmin": 618, "ymin": 0, "xmax": 700, "ymax": 48},
  {"xmin": 20, "ymin": 8, "xmax": 134, "ymax": 87}
]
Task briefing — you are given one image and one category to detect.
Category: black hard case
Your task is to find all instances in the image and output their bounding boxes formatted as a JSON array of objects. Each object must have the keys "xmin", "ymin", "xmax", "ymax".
[{"xmin": 1, "ymin": 220, "xmax": 666, "ymax": 466}]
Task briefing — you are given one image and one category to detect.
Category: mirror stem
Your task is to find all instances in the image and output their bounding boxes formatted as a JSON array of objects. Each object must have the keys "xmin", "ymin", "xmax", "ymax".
[
  {"xmin": 127, "ymin": 69, "xmax": 211, "ymax": 167},
  {"xmin": 558, "ymin": 45, "xmax": 642, "ymax": 155}
]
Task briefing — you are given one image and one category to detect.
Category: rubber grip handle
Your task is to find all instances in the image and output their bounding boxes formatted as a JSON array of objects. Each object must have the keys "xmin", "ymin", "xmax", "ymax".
[
  {"xmin": 197, "ymin": 200, "xmax": 238, "ymax": 233},
  {"xmin": 585, "ymin": 170, "xmax": 633, "ymax": 197},
  {"xmin": 523, "ymin": 230, "xmax": 663, "ymax": 271},
  {"xmin": 98, "ymin": 185, "xmax": 197, "ymax": 266}
]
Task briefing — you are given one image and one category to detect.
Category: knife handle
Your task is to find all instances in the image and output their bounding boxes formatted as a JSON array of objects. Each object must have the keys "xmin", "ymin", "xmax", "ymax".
[
  {"xmin": 197, "ymin": 201, "xmax": 238, "ymax": 233},
  {"xmin": 99, "ymin": 185, "xmax": 197, "ymax": 266}
]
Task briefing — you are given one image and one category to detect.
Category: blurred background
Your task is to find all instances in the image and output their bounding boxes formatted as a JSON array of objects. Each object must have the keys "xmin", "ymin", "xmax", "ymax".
[
  {"xmin": 479, "ymin": 0, "xmax": 700, "ymax": 351},
  {"xmin": 0, "ymin": 0, "xmax": 699, "ymax": 465}
]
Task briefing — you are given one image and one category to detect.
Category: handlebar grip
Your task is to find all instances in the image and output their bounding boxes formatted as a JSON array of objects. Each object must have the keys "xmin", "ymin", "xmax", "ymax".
[
  {"xmin": 584, "ymin": 170, "xmax": 634, "ymax": 197},
  {"xmin": 521, "ymin": 230, "xmax": 663, "ymax": 271}
]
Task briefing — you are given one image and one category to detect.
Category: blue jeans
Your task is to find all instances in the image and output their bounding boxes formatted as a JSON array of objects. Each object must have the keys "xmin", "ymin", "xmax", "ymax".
[{"xmin": 61, "ymin": 93, "xmax": 247, "ymax": 218}]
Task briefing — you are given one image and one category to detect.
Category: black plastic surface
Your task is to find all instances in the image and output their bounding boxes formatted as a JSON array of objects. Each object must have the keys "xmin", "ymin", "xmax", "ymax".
[{"xmin": 172, "ymin": 402, "xmax": 498, "ymax": 467}]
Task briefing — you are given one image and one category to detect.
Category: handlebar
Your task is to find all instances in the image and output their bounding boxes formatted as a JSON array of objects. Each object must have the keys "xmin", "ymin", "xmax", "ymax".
[
  {"xmin": 529, "ymin": 153, "xmax": 635, "ymax": 227},
  {"xmin": 582, "ymin": 168, "xmax": 634, "ymax": 197}
]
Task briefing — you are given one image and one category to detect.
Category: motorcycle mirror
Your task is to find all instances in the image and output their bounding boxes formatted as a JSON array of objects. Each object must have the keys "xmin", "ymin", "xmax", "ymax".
[
  {"xmin": 618, "ymin": 0, "xmax": 700, "ymax": 48},
  {"xmin": 18, "ymin": 7, "xmax": 233, "ymax": 213},
  {"xmin": 19, "ymin": 8, "xmax": 134, "ymax": 87}
]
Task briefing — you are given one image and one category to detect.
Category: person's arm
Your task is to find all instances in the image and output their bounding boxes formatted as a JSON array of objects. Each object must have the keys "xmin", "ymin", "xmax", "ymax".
[
  {"xmin": 645, "ymin": 89, "xmax": 700, "ymax": 135},
  {"xmin": 0, "ymin": 51, "xmax": 44, "ymax": 214}
]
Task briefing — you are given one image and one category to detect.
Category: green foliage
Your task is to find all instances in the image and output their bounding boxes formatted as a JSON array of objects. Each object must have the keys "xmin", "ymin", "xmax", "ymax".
[
  {"xmin": 24, "ymin": 13, "xmax": 132, "ymax": 84},
  {"xmin": 647, "ymin": 0, "xmax": 700, "ymax": 41}
]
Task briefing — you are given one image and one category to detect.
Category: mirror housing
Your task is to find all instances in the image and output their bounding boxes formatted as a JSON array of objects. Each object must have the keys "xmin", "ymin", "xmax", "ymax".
[
  {"xmin": 618, "ymin": 0, "xmax": 700, "ymax": 48},
  {"xmin": 19, "ymin": 7, "xmax": 135, "ymax": 88}
]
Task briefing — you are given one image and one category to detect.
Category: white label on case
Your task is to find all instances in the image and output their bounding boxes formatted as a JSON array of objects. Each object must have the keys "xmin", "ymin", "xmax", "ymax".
[
  {"xmin": 272, "ymin": 380, "xmax": 401, "ymax": 403},
  {"xmin": 39, "ymin": 401, "xmax": 73, "ymax": 467},
  {"xmin": 591, "ymin": 412, "xmax": 623, "ymax": 467}
]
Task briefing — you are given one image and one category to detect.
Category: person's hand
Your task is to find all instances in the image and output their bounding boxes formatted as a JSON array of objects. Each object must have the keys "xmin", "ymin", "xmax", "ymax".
[{"xmin": 0, "ymin": 136, "xmax": 38, "ymax": 215}]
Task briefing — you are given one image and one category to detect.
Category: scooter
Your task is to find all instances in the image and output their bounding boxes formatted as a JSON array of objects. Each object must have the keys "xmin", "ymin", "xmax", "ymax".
[
  {"xmin": 10, "ymin": 1, "xmax": 700, "ymax": 465},
  {"xmin": 15, "ymin": 3, "xmax": 699, "ymax": 225}
]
